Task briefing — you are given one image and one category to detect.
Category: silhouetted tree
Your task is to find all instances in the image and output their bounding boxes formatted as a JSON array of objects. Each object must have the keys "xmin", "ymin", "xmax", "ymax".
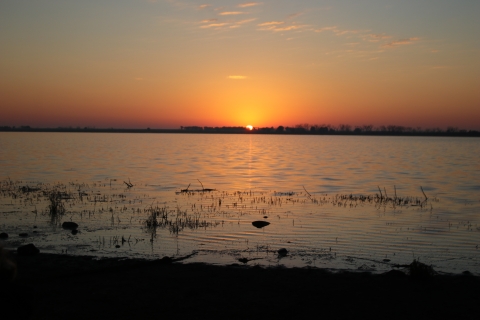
[{"xmin": 362, "ymin": 125, "xmax": 374, "ymax": 132}]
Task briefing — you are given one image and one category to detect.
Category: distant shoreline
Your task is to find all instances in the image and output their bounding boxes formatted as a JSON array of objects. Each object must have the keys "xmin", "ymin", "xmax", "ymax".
[{"xmin": 1, "ymin": 127, "xmax": 479, "ymax": 137}]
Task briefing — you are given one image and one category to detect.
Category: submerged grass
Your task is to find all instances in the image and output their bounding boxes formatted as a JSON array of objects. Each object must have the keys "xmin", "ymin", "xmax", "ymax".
[
  {"xmin": 144, "ymin": 205, "xmax": 217, "ymax": 237},
  {"xmin": 46, "ymin": 191, "xmax": 66, "ymax": 225}
]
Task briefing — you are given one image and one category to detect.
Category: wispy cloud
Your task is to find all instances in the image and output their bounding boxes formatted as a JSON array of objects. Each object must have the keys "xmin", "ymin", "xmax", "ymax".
[
  {"xmin": 236, "ymin": 18, "xmax": 256, "ymax": 25},
  {"xmin": 334, "ymin": 29, "xmax": 363, "ymax": 36},
  {"xmin": 315, "ymin": 26, "xmax": 337, "ymax": 33},
  {"xmin": 228, "ymin": 75, "xmax": 247, "ymax": 80},
  {"xmin": 383, "ymin": 37, "xmax": 420, "ymax": 48},
  {"xmin": 287, "ymin": 12, "xmax": 303, "ymax": 20},
  {"xmin": 258, "ymin": 21, "xmax": 284, "ymax": 27},
  {"xmin": 238, "ymin": 2, "xmax": 262, "ymax": 8},
  {"xmin": 198, "ymin": 4, "xmax": 211, "ymax": 10},
  {"xmin": 315, "ymin": 26, "xmax": 364, "ymax": 36},
  {"xmin": 364, "ymin": 33, "xmax": 392, "ymax": 42},
  {"xmin": 258, "ymin": 21, "xmax": 305, "ymax": 32},
  {"xmin": 219, "ymin": 11, "xmax": 246, "ymax": 16},
  {"xmin": 200, "ymin": 23, "xmax": 228, "ymax": 29},
  {"xmin": 273, "ymin": 25, "xmax": 304, "ymax": 31},
  {"xmin": 200, "ymin": 17, "xmax": 255, "ymax": 30}
]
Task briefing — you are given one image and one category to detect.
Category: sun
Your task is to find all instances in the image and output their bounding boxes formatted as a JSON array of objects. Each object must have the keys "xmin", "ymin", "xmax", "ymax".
[{"xmin": 246, "ymin": 125, "xmax": 253, "ymax": 130}]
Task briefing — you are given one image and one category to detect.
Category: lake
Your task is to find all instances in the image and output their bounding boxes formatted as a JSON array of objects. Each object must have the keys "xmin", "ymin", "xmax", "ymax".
[{"xmin": 1, "ymin": 132, "xmax": 479, "ymax": 273}]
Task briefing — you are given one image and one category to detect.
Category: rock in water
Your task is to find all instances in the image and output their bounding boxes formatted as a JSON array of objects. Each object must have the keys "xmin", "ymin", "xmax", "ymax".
[
  {"xmin": 19, "ymin": 233, "xmax": 28, "ymax": 237},
  {"xmin": 0, "ymin": 232, "xmax": 8, "ymax": 239},
  {"xmin": 62, "ymin": 222, "xmax": 78, "ymax": 229},
  {"xmin": 252, "ymin": 221, "xmax": 270, "ymax": 229},
  {"xmin": 17, "ymin": 244, "xmax": 40, "ymax": 256},
  {"xmin": 278, "ymin": 248, "xmax": 288, "ymax": 256}
]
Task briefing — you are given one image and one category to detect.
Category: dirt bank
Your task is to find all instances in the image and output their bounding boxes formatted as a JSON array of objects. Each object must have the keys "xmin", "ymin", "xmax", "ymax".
[{"xmin": 3, "ymin": 252, "xmax": 480, "ymax": 320}]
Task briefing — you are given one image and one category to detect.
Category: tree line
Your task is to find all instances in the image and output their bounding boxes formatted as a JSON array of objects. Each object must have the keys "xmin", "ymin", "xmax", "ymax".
[{"xmin": 1, "ymin": 125, "xmax": 478, "ymax": 136}]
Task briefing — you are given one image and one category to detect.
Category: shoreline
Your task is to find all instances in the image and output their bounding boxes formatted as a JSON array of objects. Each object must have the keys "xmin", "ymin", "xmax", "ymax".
[
  {"xmin": 1, "ymin": 127, "xmax": 479, "ymax": 137},
  {"xmin": 4, "ymin": 252, "xmax": 480, "ymax": 319}
]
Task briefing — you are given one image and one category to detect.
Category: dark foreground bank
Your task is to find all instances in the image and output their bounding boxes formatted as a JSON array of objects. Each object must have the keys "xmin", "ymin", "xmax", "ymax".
[{"xmin": 3, "ymin": 252, "xmax": 480, "ymax": 320}]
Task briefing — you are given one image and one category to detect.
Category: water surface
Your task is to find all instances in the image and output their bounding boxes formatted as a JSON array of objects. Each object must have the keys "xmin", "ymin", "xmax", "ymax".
[{"xmin": 1, "ymin": 133, "xmax": 479, "ymax": 273}]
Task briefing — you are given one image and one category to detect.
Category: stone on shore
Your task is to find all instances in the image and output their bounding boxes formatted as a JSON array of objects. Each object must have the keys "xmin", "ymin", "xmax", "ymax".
[
  {"xmin": 17, "ymin": 244, "xmax": 40, "ymax": 256},
  {"xmin": 62, "ymin": 222, "xmax": 78, "ymax": 230}
]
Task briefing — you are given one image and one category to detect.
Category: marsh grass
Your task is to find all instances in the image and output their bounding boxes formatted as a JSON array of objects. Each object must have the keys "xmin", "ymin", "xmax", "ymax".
[
  {"xmin": 46, "ymin": 191, "xmax": 66, "ymax": 225},
  {"xmin": 409, "ymin": 259, "xmax": 436, "ymax": 278},
  {"xmin": 0, "ymin": 178, "xmax": 440, "ymax": 257},
  {"xmin": 144, "ymin": 205, "xmax": 217, "ymax": 237}
]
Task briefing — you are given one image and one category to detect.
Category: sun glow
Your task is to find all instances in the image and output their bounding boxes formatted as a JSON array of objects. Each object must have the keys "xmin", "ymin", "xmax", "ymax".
[{"xmin": 246, "ymin": 125, "xmax": 253, "ymax": 130}]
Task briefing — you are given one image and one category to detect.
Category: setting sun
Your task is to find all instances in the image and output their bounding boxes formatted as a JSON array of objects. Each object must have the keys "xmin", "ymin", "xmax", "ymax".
[{"xmin": 246, "ymin": 125, "xmax": 253, "ymax": 130}]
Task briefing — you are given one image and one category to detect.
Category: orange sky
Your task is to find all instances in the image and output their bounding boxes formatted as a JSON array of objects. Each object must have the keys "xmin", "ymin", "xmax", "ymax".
[{"xmin": 1, "ymin": 1, "xmax": 479, "ymax": 130}]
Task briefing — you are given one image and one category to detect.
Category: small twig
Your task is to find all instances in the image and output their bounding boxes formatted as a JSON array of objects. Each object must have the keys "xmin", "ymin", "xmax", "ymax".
[
  {"xmin": 377, "ymin": 186, "xmax": 383, "ymax": 201},
  {"xmin": 181, "ymin": 183, "xmax": 191, "ymax": 193},
  {"xmin": 197, "ymin": 179, "xmax": 205, "ymax": 191},
  {"xmin": 123, "ymin": 178, "xmax": 133, "ymax": 188},
  {"xmin": 302, "ymin": 185, "xmax": 312, "ymax": 198},
  {"xmin": 420, "ymin": 186, "xmax": 428, "ymax": 201}
]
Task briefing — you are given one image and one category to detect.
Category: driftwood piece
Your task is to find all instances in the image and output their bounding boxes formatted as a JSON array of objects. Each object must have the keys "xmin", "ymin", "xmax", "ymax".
[{"xmin": 123, "ymin": 179, "xmax": 133, "ymax": 188}]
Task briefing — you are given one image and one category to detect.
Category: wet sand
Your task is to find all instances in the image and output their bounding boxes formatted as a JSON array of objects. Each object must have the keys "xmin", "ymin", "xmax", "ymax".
[{"xmin": 4, "ymin": 252, "xmax": 480, "ymax": 320}]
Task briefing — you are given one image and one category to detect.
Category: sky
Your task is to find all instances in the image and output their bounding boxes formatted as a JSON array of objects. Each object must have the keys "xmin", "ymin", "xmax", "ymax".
[{"xmin": 1, "ymin": 0, "xmax": 479, "ymax": 129}]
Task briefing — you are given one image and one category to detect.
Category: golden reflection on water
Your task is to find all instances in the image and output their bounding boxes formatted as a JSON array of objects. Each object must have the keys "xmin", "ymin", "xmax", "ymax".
[{"xmin": 1, "ymin": 133, "xmax": 479, "ymax": 273}]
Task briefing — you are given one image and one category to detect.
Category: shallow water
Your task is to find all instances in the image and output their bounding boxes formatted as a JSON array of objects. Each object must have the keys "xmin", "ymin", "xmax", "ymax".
[{"xmin": 1, "ymin": 132, "xmax": 479, "ymax": 273}]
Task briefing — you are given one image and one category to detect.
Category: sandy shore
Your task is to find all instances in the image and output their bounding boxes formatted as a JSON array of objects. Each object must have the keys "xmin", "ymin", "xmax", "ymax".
[{"xmin": 3, "ymin": 252, "xmax": 480, "ymax": 320}]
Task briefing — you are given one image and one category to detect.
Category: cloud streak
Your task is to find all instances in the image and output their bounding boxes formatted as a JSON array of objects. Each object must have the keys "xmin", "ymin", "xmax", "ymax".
[
  {"xmin": 258, "ymin": 21, "xmax": 305, "ymax": 32},
  {"xmin": 365, "ymin": 33, "xmax": 392, "ymax": 42},
  {"xmin": 258, "ymin": 21, "xmax": 284, "ymax": 27},
  {"xmin": 200, "ymin": 17, "xmax": 256, "ymax": 29},
  {"xmin": 383, "ymin": 37, "xmax": 420, "ymax": 48},
  {"xmin": 201, "ymin": 23, "xmax": 228, "ymax": 29},
  {"xmin": 219, "ymin": 11, "xmax": 247, "ymax": 16},
  {"xmin": 238, "ymin": 2, "xmax": 262, "ymax": 8},
  {"xmin": 315, "ymin": 26, "xmax": 337, "ymax": 33}
]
